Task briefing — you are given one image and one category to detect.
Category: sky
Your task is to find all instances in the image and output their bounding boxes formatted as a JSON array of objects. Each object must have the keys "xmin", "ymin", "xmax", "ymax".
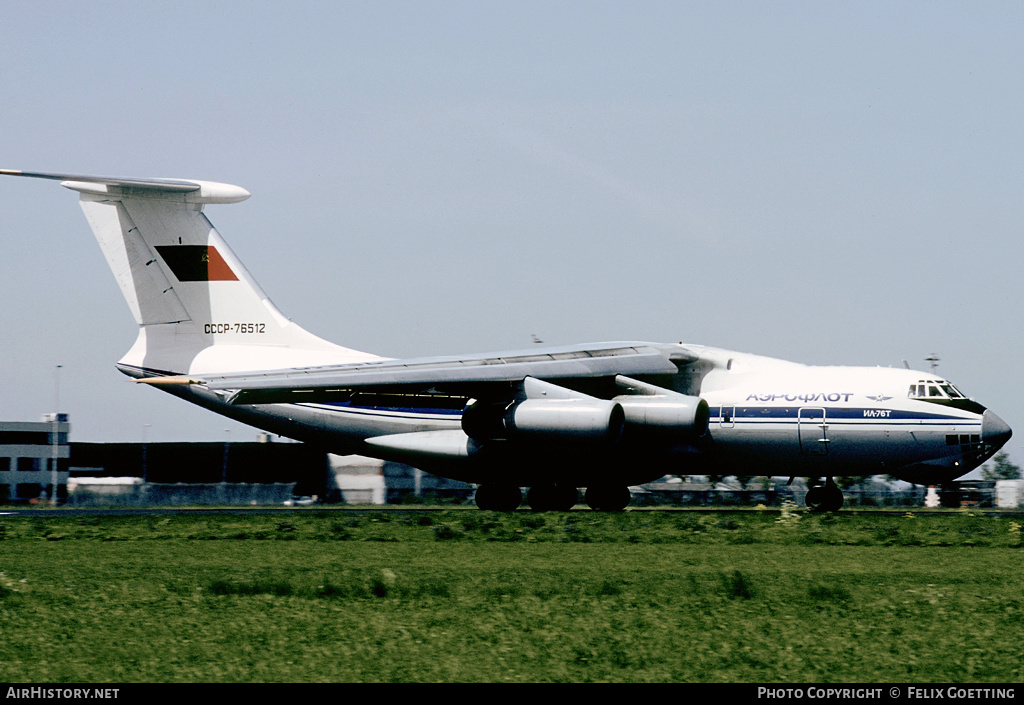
[{"xmin": 1, "ymin": 1, "xmax": 1021, "ymax": 476}]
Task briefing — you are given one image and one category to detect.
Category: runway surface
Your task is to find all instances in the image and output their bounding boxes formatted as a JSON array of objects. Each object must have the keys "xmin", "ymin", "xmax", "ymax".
[{"xmin": 3, "ymin": 506, "xmax": 1021, "ymax": 518}]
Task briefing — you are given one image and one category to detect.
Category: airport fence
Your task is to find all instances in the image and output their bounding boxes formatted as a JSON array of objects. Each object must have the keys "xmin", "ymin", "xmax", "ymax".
[{"xmin": 66, "ymin": 482, "xmax": 296, "ymax": 507}]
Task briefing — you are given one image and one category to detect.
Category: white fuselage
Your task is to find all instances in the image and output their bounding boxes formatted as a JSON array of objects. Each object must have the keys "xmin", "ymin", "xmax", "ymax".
[{"xmin": 135, "ymin": 345, "xmax": 1002, "ymax": 487}]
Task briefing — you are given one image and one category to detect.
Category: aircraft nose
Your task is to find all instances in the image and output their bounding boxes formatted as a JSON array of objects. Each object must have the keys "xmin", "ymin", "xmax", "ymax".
[{"xmin": 982, "ymin": 410, "xmax": 1012, "ymax": 451}]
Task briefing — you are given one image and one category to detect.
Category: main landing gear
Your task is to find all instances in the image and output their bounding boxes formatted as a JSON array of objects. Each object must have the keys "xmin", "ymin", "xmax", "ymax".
[
  {"xmin": 474, "ymin": 483, "xmax": 632, "ymax": 512},
  {"xmin": 804, "ymin": 477, "xmax": 844, "ymax": 512},
  {"xmin": 473, "ymin": 484, "xmax": 524, "ymax": 512}
]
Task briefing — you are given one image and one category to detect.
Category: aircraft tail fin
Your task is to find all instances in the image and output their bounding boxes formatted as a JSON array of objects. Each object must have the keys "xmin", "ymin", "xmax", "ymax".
[{"xmin": 2, "ymin": 170, "xmax": 382, "ymax": 376}]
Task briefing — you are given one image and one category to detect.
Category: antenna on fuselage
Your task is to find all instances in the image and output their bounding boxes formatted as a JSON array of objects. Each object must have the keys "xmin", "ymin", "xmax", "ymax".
[{"xmin": 925, "ymin": 353, "xmax": 940, "ymax": 374}]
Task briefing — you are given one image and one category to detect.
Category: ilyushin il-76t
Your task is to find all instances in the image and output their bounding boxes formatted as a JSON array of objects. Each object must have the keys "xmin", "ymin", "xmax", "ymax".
[{"xmin": 2, "ymin": 169, "xmax": 1011, "ymax": 512}]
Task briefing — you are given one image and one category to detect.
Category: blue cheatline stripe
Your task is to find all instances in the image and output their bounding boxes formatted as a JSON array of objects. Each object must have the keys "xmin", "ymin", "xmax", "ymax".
[
  {"xmin": 305, "ymin": 403, "xmax": 462, "ymax": 421},
  {"xmin": 321, "ymin": 401, "xmax": 463, "ymax": 416},
  {"xmin": 713, "ymin": 407, "xmax": 974, "ymax": 423}
]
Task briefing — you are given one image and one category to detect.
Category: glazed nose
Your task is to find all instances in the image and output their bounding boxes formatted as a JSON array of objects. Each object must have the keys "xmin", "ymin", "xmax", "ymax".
[{"xmin": 982, "ymin": 410, "xmax": 1012, "ymax": 450}]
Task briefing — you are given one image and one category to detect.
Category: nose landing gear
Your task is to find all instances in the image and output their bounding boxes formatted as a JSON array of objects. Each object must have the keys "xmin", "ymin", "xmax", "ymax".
[{"xmin": 804, "ymin": 477, "xmax": 844, "ymax": 512}]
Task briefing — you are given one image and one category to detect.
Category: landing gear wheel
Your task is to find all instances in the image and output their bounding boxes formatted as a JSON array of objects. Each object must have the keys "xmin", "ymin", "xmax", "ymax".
[
  {"xmin": 584, "ymin": 484, "xmax": 631, "ymax": 512},
  {"xmin": 820, "ymin": 485, "xmax": 844, "ymax": 512},
  {"xmin": 805, "ymin": 485, "xmax": 825, "ymax": 508},
  {"xmin": 805, "ymin": 478, "xmax": 844, "ymax": 513},
  {"xmin": 475, "ymin": 484, "xmax": 522, "ymax": 512}
]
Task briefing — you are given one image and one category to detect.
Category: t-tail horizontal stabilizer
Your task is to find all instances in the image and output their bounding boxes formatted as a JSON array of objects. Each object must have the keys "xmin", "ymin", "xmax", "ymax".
[{"xmin": 0, "ymin": 169, "xmax": 251, "ymax": 203}]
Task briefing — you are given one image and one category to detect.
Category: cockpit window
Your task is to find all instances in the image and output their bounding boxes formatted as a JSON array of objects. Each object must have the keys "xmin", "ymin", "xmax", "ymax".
[
  {"xmin": 907, "ymin": 378, "xmax": 986, "ymax": 413},
  {"xmin": 908, "ymin": 379, "xmax": 966, "ymax": 400},
  {"xmin": 941, "ymin": 383, "xmax": 966, "ymax": 399}
]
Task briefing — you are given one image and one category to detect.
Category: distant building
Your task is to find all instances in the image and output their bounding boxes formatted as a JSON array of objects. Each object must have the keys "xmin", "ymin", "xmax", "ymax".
[
  {"xmin": 1, "ymin": 414, "xmax": 476, "ymax": 506},
  {"xmin": 330, "ymin": 454, "xmax": 386, "ymax": 505},
  {"xmin": 69, "ymin": 437, "xmax": 332, "ymax": 500},
  {"xmin": 0, "ymin": 415, "xmax": 70, "ymax": 502},
  {"xmin": 996, "ymin": 480, "xmax": 1024, "ymax": 508}
]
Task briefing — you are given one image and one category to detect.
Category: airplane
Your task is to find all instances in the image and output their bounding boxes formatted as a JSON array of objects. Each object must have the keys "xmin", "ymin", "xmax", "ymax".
[{"xmin": 1, "ymin": 169, "xmax": 1012, "ymax": 512}]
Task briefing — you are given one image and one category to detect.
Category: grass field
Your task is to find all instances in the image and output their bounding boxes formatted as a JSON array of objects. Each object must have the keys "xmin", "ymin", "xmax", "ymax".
[{"xmin": 0, "ymin": 508, "xmax": 1022, "ymax": 683}]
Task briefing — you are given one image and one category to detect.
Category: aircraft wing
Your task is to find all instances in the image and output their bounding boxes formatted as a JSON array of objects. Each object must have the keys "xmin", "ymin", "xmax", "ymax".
[{"xmin": 146, "ymin": 342, "xmax": 696, "ymax": 404}]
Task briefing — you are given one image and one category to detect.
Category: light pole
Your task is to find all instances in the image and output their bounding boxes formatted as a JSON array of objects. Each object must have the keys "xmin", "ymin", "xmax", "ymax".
[
  {"xmin": 222, "ymin": 429, "xmax": 230, "ymax": 483},
  {"xmin": 142, "ymin": 424, "xmax": 151, "ymax": 482},
  {"xmin": 51, "ymin": 365, "xmax": 62, "ymax": 505}
]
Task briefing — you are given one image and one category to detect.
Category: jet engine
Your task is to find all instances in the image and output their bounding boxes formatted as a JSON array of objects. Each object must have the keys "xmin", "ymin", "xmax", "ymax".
[
  {"xmin": 615, "ymin": 396, "xmax": 710, "ymax": 439},
  {"xmin": 459, "ymin": 376, "xmax": 708, "ymax": 444},
  {"xmin": 461, "ymin": 397, "xmax": 625, "ymax": 442}
]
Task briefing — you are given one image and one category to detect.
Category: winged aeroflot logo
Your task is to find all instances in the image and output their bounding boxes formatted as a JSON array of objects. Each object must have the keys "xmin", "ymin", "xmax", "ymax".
[{"xmin": 866, "ymin": 394, "xmax": 894, "ymax": 402}]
